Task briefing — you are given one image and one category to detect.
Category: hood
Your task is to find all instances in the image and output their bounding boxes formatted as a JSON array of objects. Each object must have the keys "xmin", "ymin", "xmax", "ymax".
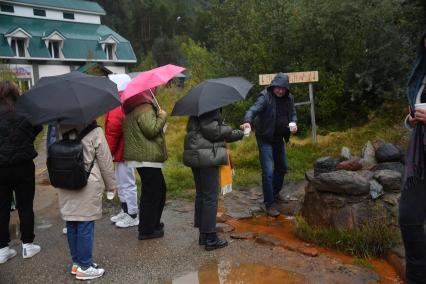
[
  {"xmin": 407, "ymin": 32, "xmax": 426, "ymax": 108},
  {"xmin": 267, "ymin": 72, "xmax": 290, "ymax": 92}
]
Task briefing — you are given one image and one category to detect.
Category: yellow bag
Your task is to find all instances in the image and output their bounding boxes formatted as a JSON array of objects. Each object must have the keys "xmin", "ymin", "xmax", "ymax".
[{"xmin": 219, "ymin": 149, "xmax": 233, "ymax": 195}]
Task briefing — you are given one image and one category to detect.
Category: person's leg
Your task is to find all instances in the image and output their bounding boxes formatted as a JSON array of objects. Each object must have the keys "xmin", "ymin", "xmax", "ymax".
[
  {"xmin": 66, "ymin": 221, "xmax": 79, "ymax": 265},
  {"xmin": 199, "ymin": 167, "xmax": 219, "ymax": 234},
  {"xmin": 13, "ymin": 161, "xmax": 36, "ymax": 245},
  {"xmin": 138, "ymin": 168, "xmax": 163, "ymax": 236},
  {"xmin": 0, "ymin": 168, "xmax": 13, "ymax": 249},
  {"xmin": 256, "ymin": 137, "xmax": 274, "ymax": 208},
  {"xmin": 272, "ymin": 141, "xmax": 288, "ymax": 196},
  {"xmin": 115, "ymin": 164, "xmax": 127, "ymax": 207},
  {"xmin": 192, "ymin": 168, "xmax": 203, "ymax": 228},
  {"xmin": 118, "ymin": 163, "xmax": 138, "ymax": 216},
  {"xmin": 156, "ymin": 169, "xmax": 166, "ymax": 228},
  {"xmin": 399, "ymin": 179, "xmax": 426, "ymax": 283},
  {"xmin": 76, "ymin": 221, "xmax": 95, "ymax": 270}
]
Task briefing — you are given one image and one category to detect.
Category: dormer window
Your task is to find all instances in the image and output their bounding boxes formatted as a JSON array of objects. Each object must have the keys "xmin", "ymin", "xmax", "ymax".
[
  {"xmin": 33, "ymin": 9, "xmax": 46, "ymax": 17},
  {"xmin": 42, "ymin": 31, "xmax": 65, "ymax": 59},
  {"xmin": 5, "ymin": 27, "xmax": 31, "ymax": 58},
  {"xmin": 11, "ymin": 38, "xmax": 25, "ymax": 57},
  {"xmin": 63, "ymin": 12, "xmax": 75, "ymax": 20},
  {"xmin": 0, "ymin": 4, "xmax": 14, "ymax": 13},
  {"xmin": 105, "ymin": 44, "xmax": 115, "ymax": 60},
  {"xmin": 99, "ymin": 35, "xmax": 119, "ymax": 61}
]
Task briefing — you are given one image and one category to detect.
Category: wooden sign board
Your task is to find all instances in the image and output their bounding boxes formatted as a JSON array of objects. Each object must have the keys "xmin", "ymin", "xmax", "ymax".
[{"xmin": 259, "ymin": 71, "xmax": 319, "ymax": 85}]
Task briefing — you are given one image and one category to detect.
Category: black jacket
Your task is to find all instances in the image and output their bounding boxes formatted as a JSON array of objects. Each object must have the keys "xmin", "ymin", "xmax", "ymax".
[
  {"xmin": 0, "ymin": 106, "xmax": 42, "ymax": 166},
  {"xmin": 243, "ymin": 73, "xmax": 297, "ymax": 142},
  {"xmin": 183, "ymin": 109, "xmax": 243, "ymax": 168}
]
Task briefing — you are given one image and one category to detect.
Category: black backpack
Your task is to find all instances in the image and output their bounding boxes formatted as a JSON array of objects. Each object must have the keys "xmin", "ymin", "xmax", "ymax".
[{"xmin": 47, "ymin": 123, "xmax": 99, "ymax": 190}]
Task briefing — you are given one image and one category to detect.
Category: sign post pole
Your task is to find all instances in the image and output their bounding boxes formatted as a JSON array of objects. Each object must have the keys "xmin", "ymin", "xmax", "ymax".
[{"xmin": 309, "ymin": 82, "xmax": 317, "ymax": 143}]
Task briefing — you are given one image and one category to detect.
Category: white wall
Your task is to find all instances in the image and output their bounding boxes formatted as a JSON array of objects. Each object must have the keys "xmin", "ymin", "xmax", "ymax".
[
  {"xmin": 0, "ymin": 5, "xmax": 101, "ymax": 24},
  {"xmin": 38, "ymin": 65, "xmax": 70, "ymax": 79},
  {"xmin": 105, "ymin": 66, "xmax": 126, "ymax": 74}
]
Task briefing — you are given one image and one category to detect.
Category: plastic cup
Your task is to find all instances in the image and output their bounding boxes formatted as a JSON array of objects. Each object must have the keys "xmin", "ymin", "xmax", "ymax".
[
  {"xmin": 415, "ymin": 103, "xmax": 426, "ymax": 111},
  {"xmin": 289, "ymin": 122, "xmax": 297, "ymax": 132},
  {"xmin": 107, "ymin": 191, "xmax": 115, "ymax": 200},
  {"xmin": 243, "ymin": 127, "xmax": 251, "ymax": 137}
]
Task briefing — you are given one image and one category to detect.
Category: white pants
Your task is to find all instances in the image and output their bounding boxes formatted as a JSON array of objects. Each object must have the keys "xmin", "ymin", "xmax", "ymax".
[{"xmin": 115, "ymin": 162, "xmax": 138, "ymax": 215}]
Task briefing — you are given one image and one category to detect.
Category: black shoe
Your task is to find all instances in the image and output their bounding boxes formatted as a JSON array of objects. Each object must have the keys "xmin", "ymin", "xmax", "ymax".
[
  {"xmin": 138, "ymin": 228, "xmax": 164, "ymax": 240},
  {"xmin": 156, "ymin": 222, "xmax": 164, "ymax": 230},
  {"xmin": 199, "ymin": 233, "xmax": 207, "ymax": 245},
  {"xmin": 205, "ymin": 237, "xmax": 228, "ymax": 251}
]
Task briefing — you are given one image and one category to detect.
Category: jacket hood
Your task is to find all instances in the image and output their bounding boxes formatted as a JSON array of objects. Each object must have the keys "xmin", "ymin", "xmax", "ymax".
[
  {"xmin": 267, "ymin": 72, "xmax": 290, "ymax": 92},
  {"xmin": 407, "ymin": 32, "xmax": 426, "ymax": 108}
]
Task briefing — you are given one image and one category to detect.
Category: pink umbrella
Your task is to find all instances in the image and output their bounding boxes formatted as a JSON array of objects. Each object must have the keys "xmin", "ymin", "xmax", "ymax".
[{"xmin": 122, "ymin": 64, "xmax": 186, "ymax": 108}]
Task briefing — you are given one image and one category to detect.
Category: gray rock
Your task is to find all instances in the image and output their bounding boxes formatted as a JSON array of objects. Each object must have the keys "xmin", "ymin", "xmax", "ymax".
[
  {"xmin": 225, "ymin": 210, "xmax": 252, "ymax": 220},
  {"xmin": 216, "ymin": 223, "xmax": 234, "ymax": 233},
  {"xmin": 359, "ymin": 141, "xmax": 377, "ymax": 170},
  {"xmin": 314, "ymin": 157, "xmax": 337, "ymax": 176},
  {"xmin": 230, "ymin": 232, "xmax": 257, "ymax": 239},
  {"xmin": 340, "ymin": 147, "xmax": 352, "ymax": 161},
  {"xmin": 255, "ymin": 234, "xmax": 281, "ymax": 246},
  {"xmin": 375, "ymin": 162, "xmax": 405, "ymax": 176},
  {"xmin": 382, "ymin": 193, "xmax": 400, "ymax": 206},
  {"xmin": 332, "ymin": 206, "xmax": 354, "ymax": 230},
  {"xmin": 375, "ymin": 143, "xmax": 404, "ymax": 163},
  {"xmin": 374, "ymin": 170, "xmax": 403, "ymax": 192},
  {"xmin": 311, "ymin": 170, "xmax": 370, "ymax": 195},
  {"xmin": 356, "ymin": 170, "xmax": 374, "ymax": 181},
  {"xmin": 369, "ymin": 179, "xmax": 384, "ymax": 200},
  {"xmin": 305, "ymin": 170, "xmax": 315, "ymax": 182}
]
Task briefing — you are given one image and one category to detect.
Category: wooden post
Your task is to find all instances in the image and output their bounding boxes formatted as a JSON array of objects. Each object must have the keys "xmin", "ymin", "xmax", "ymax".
[{"xmin": 309, "ymin": 83, "xmax": 317, "ymax": 143}]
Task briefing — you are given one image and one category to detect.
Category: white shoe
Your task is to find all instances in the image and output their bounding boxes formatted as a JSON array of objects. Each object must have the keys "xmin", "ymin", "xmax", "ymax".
[
  {"xmin": 115, "ymin": 214, "xmax": 139, "ymax": 228},
  {"xmin": 0, "ymin": 247, "xmax": 17, "ymax": 264},
  {"xmin": 110, "ymin": 210, "xmax": 127, "ymax": 223},
  {"xmin": 22, "ymin": 243, "xmax": 41, "ymax": 259},
  {"xmin": 76, "ymin": 265, "xmax": 105, "ymax": 280}
]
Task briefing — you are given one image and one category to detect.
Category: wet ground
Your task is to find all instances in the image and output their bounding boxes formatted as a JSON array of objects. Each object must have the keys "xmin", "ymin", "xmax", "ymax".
[{"xmin": 0, "ymin": 137, "xmax": 403, "ymax": 284}]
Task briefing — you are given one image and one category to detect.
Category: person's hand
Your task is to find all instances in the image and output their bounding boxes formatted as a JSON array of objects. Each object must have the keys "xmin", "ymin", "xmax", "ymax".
[
  {"xmin": 408, "ymin": 114, "xmax": 419, "ymax": 127},
  {"xmin": 158, "ymin": 108, "xmax": 167, "ymax": 118},
  {"xmin": 106, "ymin": 189, "xmax": 116, "ymax": 200},
  {"xmin": 415, "ymin": 108, "xmax": 426, "ymax": 124},
  {"xmin": 290, "ymin": 125, "xmax": 298, "ymax": 134},
  {"xmin": 240, "ymin": 122, "xmax": 251, "ymax": 130}
]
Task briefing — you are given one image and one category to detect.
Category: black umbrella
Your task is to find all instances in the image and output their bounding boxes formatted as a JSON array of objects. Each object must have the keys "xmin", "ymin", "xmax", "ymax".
[
  {"xmin": 171, "ymin": 77, "xmax": 253, "ymax": 116},
  {"xmin": 16, "ymin": 71, "xmax": 120, "ymax": 125}
]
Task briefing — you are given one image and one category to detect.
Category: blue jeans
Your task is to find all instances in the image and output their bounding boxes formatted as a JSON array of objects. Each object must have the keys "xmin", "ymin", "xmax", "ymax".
[
  {"xmin": 256, "ymin": 137, "xmax": 288, "ymax": 208},
  {"xmin": 66, "ymin": 221, "xmax": 94, "ymax": 270}
]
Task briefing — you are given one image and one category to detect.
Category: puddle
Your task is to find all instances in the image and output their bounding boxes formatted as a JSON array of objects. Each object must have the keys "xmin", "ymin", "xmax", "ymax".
[{"xmin": 166, "ymin": 262, "xmax": 304, "ymax": 284}]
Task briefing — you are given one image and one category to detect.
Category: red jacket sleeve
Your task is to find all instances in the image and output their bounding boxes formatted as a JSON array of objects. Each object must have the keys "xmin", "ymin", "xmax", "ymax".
[{"xmin": 105, "ymin": 106, "xmax": 124, "ymax": 157}]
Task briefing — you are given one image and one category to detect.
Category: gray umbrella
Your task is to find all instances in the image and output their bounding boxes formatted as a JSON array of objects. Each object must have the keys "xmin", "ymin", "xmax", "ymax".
[
  {"xmin": 171, "ymin": 77, "xmax": 253, "ymax": 116},
  {"xmin": 16, "ymin": 71, "xmax": 120, "ymax": 125}
]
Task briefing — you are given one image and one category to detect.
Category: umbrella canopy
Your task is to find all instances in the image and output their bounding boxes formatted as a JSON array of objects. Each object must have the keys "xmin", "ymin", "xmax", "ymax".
[
  {"xmin": 122, "ymin": 64, "xmax": 185, "ymax": 104},
  {"xmin": 171, "ymin": 77, "xmax": 253, "ymax": 116},
  {"xmin": 108, "ymin": 74, "xmax": 131, "ymax": 92},
  {"xmin": 16, "ymin": 71, "xmax": 120, "ymax": 125}
]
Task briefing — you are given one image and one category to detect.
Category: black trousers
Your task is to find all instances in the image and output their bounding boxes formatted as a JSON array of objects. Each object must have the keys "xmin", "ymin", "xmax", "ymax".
[
  {"xmin": 137, "ymin": 167, "xmax": 166, "ymax": 235},
  {"xmin": 192, "ymin": 167, "xmax": 219, "ymax": 234},
  {"xmin": 399, "ymin": 178, "xmax": 426, "ymax": 284},
  {"xmin": 0, "ymin": 160, "xmax": 36, "ymax": 248}
]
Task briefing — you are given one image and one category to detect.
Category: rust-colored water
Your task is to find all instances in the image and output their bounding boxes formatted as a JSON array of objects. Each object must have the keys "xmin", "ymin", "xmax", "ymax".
[
  {"xmin": 226, "ymin": 216, "xmax": 403, "ymax": 284},
  {"xmin": 166, "ymin": 262, "xmax": 305, "ymax": 284}
]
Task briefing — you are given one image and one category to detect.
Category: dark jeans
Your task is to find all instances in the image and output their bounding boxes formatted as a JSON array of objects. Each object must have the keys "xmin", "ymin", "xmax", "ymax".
[
  {"xmin": 399, "ymin": 179, "xmax": 426, "ymax": 284},
  {"xmin": 0, "ymin": 160, "xmax": 35, "ymax": 248},
  {"xmin": 66, "ymin": 221, "xmax": 95, "ymax": 270},
  {"xmin": 137, "ymin": 167, "xmax": 166, "ymax": 235},
  {"xmin": 192, "ymin": 167, "xmax": 219, "ymax": 234},
  {"xmin": 256, "ymin": 137, "xmax": 288, "ymax": 208}
]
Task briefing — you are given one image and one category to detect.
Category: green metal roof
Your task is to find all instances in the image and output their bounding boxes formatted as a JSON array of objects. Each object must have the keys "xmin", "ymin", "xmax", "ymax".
[
  {"xmin": 6, "ymin": 0, "xmax": 105, "ymax": 14},
  {"xmin": 0, "ymin": 14, "xmax": 136, "ymax": 62}
]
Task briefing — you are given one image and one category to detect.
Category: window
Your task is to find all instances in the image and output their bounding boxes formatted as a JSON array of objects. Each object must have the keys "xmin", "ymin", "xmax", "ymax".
[
  {"xmin": 11, "ymin": 38, "xmax": 26, "ymax": 57},
  {"xmin": 105, "ymin": 44, "xmax": 114, "ymax": 60},
  {"xmin": 33, "ymin": 9, "xmax": 46, "ymax": 17},
  {"xmin": 0, "ymin": 4, "xmax": 14, "ymax": 13},
  {"xmin": 63, "ymin": 12, "xmax": 74, "ymax": 20},
  {"xmin": 48, "ymin": 41, "xmax": 61, "ymax": 58}
]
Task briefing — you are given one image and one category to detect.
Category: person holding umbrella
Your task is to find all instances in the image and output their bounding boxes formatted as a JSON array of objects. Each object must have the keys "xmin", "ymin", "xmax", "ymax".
[
  {"xmin": 173, "ymin": 77, "xmax": 252, "ymax": 250},
  {"xmin": 0, "ymin": 81, "xmax": 42, "ymax": 264}
]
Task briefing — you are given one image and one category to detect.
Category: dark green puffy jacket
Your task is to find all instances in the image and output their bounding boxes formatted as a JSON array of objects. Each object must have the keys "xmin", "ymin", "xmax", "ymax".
[{"xmin": 183, "ymin": 109, "xmax": 244, "ymax": 168}]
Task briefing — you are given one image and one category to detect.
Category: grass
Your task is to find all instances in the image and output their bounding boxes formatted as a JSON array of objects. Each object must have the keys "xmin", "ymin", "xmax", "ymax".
[{"xmin": 293, "ymin": 216, "xmax": 401, "ymax": 258}]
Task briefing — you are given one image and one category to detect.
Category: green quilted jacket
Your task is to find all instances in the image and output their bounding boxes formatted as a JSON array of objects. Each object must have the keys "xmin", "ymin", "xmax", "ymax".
[{"xmin": 123, "ymin": 103, "xmax": 168, "ymax": 163}]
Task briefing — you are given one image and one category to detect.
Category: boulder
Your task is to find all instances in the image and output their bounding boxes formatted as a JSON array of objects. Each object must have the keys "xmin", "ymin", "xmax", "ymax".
[
  {"xmin": 314, "ymin": 157, "xmax": 337, "ymax": 176},
  {"xmin": 311, "ymin": 171, "xmax": 370, "ymax": 195},
  {"xmin": 359, "ymin": 141, "xmax": 377, "ymax": 170},
  {"xmin": 336, "ymin": 158, "xmax": 362, "ymax": 171},
  {"xmin": 356, "ymin": 170, "xmax": 374, "ymax": 181},
  {"xmin": 375, "ymin": 162, "xmax": 405, "ymax": 176},
  {"xmin": 340, "ymin": 147, "xmax": 352, "ymax": 161},
  {"xmin": 375, "ymin": 143, "xmax": 404, "ymax": 163},
  {"xmin": 374, "ymin": 170, "xmax": 403, "ymax": 192},
  {"xmin": 369, "ymin": 179, "xmax": 384, "ymax": 200}
]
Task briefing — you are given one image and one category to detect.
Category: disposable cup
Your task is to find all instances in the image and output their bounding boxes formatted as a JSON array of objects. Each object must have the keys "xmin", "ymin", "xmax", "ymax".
[{"xmin": 415, "ymin": 103, "xmax": 426, "ymax": 111}]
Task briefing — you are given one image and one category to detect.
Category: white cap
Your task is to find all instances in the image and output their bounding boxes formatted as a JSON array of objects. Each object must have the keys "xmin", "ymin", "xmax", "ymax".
[{"xmin": 108, "ymin": 74, "xmax": 131, "ymax": 92}]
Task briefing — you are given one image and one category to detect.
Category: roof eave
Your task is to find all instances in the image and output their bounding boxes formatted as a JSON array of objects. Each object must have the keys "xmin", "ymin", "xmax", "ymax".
[{"xmin": 0, "ymin": 56, "xmax": 136, "ymax": 63}]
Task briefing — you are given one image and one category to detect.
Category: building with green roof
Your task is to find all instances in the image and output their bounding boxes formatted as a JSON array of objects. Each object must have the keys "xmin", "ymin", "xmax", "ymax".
[{"xmin": 0, "ymin": 0, "xmax": 137, "ymax": 90}]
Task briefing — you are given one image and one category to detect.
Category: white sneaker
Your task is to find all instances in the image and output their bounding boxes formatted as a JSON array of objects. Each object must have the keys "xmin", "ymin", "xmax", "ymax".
[
  {"xmin": 115, "ymin": 214, "xmax": 139, "ymax": 228},
  {"xmin": 76, "ymin": 266, "xmax": 105, "ymax": 280},
  {"xmin": 22, "ymin": 243, "xmax": 41, "ymax": 259},
  {"xmin": 0, "ymin": 247, "xmax": 17, "ymax": 264},
  {"xmin": 110, "ymin": 210, "xmax": 127, "ymax": 223}
]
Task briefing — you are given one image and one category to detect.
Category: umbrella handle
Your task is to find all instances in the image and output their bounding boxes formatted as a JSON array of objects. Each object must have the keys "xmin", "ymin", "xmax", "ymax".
[{"xmin": 149, "ymin": 89, "xmax": 161, "ymax": 110}]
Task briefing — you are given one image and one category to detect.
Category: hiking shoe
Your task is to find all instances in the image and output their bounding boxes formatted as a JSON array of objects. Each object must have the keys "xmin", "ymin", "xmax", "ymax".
[
  {"xmin": 71, "ymin": 263, "xmax": 79, "ymax": 275},
  {"xmin": 110, "ymin": 210, "xmax": 127, "ymax": 223},
  {"xmin": 75, "ymin": 266, "xmax": 105, "ymax": 280},
  {"xmin": 22, "ymin": 243, "xmax": 41, "ymax": 259},
  {"xmin": 274, "ymin": 193, "xmax": 286, "ymax": 203},
  {"xmin": 205, "ymin": 238, "xmax": 228, "ymax": 251},
  {"xmin": 115, "ymin": 214, "xmax": 139, "ymax": 228},
  {"xmin": 0, "ymin": 247, "xmax": 17, "ymax": 264},
  {"xmin": 138, "ymin": 228, "xmax": 164, "ymax": 240},
  {"xmin": 265, "ymin": 207, "xmax": 280, "ymax": 217}
]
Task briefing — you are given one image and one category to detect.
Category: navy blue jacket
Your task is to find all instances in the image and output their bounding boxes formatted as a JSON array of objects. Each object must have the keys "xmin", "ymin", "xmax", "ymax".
[{"xmin": 243, "ymin": 73, "xmax": 297, "ymax": 142}]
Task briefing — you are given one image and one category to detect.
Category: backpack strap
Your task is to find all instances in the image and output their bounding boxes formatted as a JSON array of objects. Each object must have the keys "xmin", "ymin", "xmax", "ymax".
[{"xmin": 78, "ymin": 122, "xmax": 100, "ymax": 177}]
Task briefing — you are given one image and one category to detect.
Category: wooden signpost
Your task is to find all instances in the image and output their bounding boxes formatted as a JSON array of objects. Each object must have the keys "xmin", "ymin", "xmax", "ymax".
[{"xmin": 259, "ymin": 71, "xmax": 319, "ymax": 143}]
